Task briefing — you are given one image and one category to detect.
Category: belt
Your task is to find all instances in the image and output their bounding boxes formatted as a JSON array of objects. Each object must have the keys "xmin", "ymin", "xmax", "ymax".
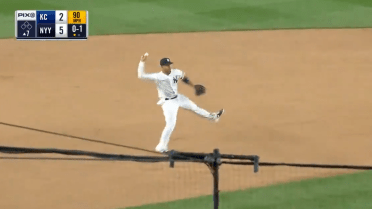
[{"xmin": 165, "ymin": 95, "xmax": 178, "ymax": 100}]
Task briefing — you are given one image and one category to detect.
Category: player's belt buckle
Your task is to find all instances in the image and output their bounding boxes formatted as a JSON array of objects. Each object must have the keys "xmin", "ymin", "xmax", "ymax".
[{"xmin": 165, "ymin": 95, "xmax": 178, "ymax": 100}]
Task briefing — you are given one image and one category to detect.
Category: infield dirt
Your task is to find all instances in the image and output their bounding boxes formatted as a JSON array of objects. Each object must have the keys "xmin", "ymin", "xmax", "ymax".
[{"xmin": 1, "ymin": 28, "xmax": 372, "ymax": 209}]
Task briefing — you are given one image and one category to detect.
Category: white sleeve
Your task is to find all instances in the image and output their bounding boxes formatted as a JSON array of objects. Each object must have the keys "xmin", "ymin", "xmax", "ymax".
[
  {"xmin": 176, "ymin": 69, "xmax": 185, "ymax": 79},
  {"xmin": 138, "ymin": 61, "xmax": 158, "ymax": 81}
]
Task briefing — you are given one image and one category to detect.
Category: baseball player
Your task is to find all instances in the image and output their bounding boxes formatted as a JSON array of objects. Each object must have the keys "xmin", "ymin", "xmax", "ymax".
[{"xmin": 138, "ymin": 52, "xmax": 224, "ymax": 153}]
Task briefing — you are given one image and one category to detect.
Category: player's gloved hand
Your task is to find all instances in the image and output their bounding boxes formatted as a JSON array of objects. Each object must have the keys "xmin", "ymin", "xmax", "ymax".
[{"xmin": 194, "ymin": 84, "xmax": 206, "ymax": 96}]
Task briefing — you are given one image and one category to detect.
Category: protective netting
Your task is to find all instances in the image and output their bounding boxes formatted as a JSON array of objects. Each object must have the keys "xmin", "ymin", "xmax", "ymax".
[{"xmin": 1, "ymin": 145, "xmax": 371, "ymax": 209}]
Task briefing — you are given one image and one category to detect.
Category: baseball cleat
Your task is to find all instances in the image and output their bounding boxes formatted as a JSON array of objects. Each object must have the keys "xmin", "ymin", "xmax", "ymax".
[
  {"xmin": 213, "ymin": 109, "xmax": 224, "ymax": 122},
  {"xmin": 155, "ymin": 148, "xmax": 169, "ymax": 153},
  {"xmin": 155, "ymin": 144, "xmax": 168, "ymax": 153}
]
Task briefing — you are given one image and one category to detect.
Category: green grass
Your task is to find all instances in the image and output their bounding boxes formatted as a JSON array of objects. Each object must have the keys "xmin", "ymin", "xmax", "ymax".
[
  {"xmin": 124, "ymin": 171, "xmax": 372, "ymax": 209},
  {"xmin": 1, "ymin": 0, "xmax": 372, "ymax": 38}
]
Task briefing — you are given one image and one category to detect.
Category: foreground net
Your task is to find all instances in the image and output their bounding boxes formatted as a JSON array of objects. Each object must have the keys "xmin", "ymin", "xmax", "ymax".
[
  {"xmin": 0, "ymin": 145, "xmax": 257, "ymax": 208},
  {"xmin": 1, "ymin": 145, "xmax": 371, "ymax": 209}
]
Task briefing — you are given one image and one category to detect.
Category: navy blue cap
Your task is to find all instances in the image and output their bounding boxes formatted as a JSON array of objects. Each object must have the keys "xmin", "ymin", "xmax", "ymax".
[{"xmin": 160, "ymin": 58, "xmax": 173, "ymax": 66}]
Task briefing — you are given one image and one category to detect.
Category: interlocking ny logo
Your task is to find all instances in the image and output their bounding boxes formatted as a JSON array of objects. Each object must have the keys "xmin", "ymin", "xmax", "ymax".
[{"xmin": 173, "ymin": 77, "xmax": 178, "ymax": 83}]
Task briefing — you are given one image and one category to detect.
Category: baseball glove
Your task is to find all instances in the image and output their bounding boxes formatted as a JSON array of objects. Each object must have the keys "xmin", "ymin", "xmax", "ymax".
[{"xmin": 194, "ymin": 84, "xmax": 206, "ymax": 96}]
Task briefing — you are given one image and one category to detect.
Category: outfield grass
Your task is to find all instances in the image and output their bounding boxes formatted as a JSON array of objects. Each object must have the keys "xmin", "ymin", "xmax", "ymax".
[
  {"xmin": 1, "ymin": 0, "xmax": 372, "ymax": 38},
  {"xmin": 124, "ymin": 171, "xmax": 372, "ymax": 209}
]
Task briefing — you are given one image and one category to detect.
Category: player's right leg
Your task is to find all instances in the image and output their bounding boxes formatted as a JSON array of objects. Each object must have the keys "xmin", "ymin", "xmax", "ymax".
[
  {"xmin": 178, "ymin": 94, "xmax": 224, "ymax": 122},
  {"xmin": 156, "ymin": 100, "xmax": 179, "ymax": 153}
]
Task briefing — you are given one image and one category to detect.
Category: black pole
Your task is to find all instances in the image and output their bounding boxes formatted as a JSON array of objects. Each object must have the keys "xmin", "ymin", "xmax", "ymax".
[
  {"xmin": 212, "ymin": 149, "xmax": 220, "ymax": 209},
  {"xmin": 168, "ymin": 150, "xmax": 175, "ymax": 168},
  {"xmin": 254, "ymin": 155, "xmax": 259, "ymax": 173}
]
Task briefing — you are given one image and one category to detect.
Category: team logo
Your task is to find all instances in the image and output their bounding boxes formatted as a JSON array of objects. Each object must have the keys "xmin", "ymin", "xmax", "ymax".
[{"xmin": 173, "ymin": 77, "xmax": 178, "ymax": 83}]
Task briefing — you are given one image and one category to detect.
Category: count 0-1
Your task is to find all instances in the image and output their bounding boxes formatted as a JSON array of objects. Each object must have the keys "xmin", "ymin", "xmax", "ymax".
[{"xmin": 72, "ymin": 25, "xmax": 83, "ymax": 32}]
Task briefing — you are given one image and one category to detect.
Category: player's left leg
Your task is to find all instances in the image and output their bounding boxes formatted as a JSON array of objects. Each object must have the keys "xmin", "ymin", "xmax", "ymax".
[
  {"xmin": 156, "ymin": 99, "xmax": 179, "ymax": 152},
  {"xmin": 178, "ymin": 94, "xmax": 220, "ymax": 120}
]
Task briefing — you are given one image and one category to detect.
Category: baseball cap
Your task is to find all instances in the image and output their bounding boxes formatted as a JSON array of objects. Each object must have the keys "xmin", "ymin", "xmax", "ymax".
[{"xmin": 160, "ymin": 58, "xmax": 173, "ymax": 66}]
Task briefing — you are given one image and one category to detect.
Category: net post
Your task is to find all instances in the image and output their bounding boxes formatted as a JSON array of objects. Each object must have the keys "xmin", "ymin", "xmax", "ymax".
[
  {"xmin": 168, "ymin": 150, "xmax": 175, "ymax": 168},
  {"xmin": 254, "ymin": 155, "xmax": 259, "ymax": 173},
  {"xmin": 212, "ymin": 148, "xmax": 221, "ymax": 209}
]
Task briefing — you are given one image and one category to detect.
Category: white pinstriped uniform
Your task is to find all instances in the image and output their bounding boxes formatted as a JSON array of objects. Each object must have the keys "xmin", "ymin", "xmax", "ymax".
[{"xmin": 137, "ymin": 61, "xmax": 216, "ymax": 152}]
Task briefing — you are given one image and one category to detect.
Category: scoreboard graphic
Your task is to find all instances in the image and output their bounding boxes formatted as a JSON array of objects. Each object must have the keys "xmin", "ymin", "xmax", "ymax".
[{"xmin": 15, "ymin": 10, "xmax": 89, "ymax": 40}]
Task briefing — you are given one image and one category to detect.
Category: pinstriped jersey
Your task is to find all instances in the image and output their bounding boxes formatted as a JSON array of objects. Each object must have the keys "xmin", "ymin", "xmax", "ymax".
[{"xmin": 138, "ymin": 61, "xmax": 185, "ymax": 99}]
